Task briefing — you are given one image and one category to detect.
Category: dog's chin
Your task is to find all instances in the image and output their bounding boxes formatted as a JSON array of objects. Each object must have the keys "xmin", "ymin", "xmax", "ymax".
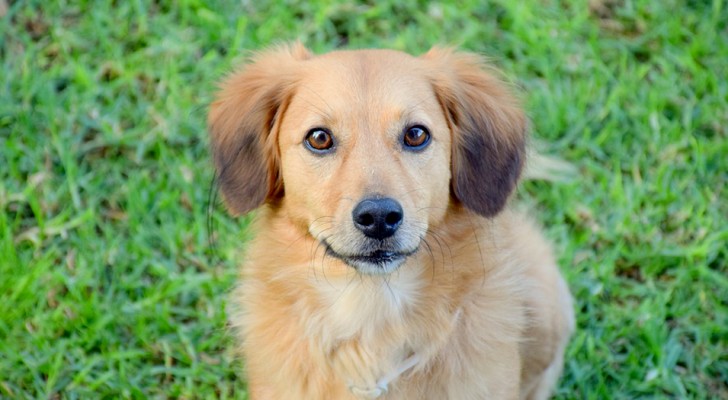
[
  {"xmin": 340, "ymin": 251, "xmax": 408, "ymax": 275},
  {"xmin": 323, "ymin": 243, "xmax": 414, "ymax": 275}
]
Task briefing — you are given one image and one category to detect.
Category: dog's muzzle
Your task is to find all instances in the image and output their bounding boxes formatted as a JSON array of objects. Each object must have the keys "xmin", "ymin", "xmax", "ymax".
[{"xmin": 319, "ymin": 196, "xmax": 420, "ymax": 274}]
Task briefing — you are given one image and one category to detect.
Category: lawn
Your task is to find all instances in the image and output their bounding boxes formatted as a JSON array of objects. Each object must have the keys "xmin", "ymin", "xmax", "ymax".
[{"xmin": 1, "ymin": 0, "xmax": 726, "ymax": 398}]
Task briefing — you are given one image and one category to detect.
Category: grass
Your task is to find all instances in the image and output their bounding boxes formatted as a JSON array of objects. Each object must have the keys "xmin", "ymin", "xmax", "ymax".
[{"xmin": 1, "ymin": 0, "xmax": 726, "ymax": 398}]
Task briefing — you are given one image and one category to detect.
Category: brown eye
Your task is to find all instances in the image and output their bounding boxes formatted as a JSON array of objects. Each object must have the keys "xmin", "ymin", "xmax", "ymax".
[
  {"xmin": 304, "ymin": 128, "xmax": 334, "ymax": 153},
  {"xmin": 403, "ymin": 125, "xmax": 431, "ymax": 150}
]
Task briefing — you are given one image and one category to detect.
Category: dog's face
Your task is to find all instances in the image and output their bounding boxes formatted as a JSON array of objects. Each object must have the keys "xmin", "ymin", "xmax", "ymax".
[
  {"xmin": 276, "ymin": 50, "xmax": 452, "ymax": 274},
  {"xmin": 209, "ymin": 44, "xmax": 526, "ymax": 275}
]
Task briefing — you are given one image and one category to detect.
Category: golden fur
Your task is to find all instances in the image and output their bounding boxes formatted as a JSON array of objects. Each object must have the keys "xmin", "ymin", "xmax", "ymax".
[{"xmin": 208, "ymin": 43, "xmax": 574, "ymax": 399}]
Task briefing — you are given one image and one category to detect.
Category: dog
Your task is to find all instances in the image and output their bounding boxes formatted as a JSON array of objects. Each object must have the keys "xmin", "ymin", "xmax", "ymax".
[{"xmin": 208, "ymin": 43, "xmax": 574, "ymax": 399}]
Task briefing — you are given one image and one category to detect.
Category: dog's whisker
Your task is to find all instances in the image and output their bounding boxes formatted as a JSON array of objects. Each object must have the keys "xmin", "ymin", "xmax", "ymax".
[
  {"xmin": 308, "ymin": 225, "xmax": 340, "ymax": 285},
  {"xmin": 309, "ymin": 223, "xmax": 340, "ymax": 280},
  {"xmin": 419, "ymin": 237, "xmax": 437, "ymax": 284},
  {"xmin": 414, "ymin": 205, "xmax": 448, "ymax": 213},
  {"xmin": 423, "ymin": 228, "xmax": 452, "ymax": 278},
  {"xmin": 428, "ymin": 231, "xmax": 450, "ymax": 266},
  {"xmin": 459, "ymin": 210, "xmax": 490, "ymax": 287}
]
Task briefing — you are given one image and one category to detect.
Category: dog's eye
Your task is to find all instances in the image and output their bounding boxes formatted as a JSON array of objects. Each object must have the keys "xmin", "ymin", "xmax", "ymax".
[
  {"xmin": 403, "ymin": 125, "xmax": 431, "ymax": 150},
  {"xmin": 304, "ymin": 128, "xmax": 334, "ymax": 153}
]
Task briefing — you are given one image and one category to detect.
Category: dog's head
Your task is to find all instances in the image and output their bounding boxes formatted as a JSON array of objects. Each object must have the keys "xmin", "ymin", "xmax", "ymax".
[{"xmin": 209, "ymin": 44, "xmax": 526, "ymax": 274}]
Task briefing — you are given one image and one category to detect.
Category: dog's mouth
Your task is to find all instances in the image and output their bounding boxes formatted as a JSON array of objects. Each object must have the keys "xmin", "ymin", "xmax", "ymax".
[{"xmin": 322, "ymin": 240, "xmax": 417, "ymax": 275}]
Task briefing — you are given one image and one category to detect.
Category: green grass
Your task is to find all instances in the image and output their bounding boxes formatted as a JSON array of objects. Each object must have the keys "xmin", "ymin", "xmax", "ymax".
[{"xmin": 1, "ymin": 0, "xmax": 726, "ymax": 398}]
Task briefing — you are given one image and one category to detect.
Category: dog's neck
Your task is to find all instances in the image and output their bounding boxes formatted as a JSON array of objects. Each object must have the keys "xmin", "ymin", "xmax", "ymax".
[{"xmin": 310, "ymin": 260, "xmax": 429, "ymax": 340}]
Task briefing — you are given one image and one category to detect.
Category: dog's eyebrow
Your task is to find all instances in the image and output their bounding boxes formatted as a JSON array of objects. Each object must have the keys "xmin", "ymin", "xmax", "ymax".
[
  {"xmin": 401, "ymin": 107, "xmax": 431, "ymax": 126},
  {"xmin": 297, "ymin": 85, "xmax": 335, "ymax": 121}
]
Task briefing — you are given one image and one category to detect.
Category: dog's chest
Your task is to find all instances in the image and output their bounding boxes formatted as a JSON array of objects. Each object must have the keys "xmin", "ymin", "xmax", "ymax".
[{"xmin": 313, "ymin": 269, "xmax": 424, "ymax": 341}]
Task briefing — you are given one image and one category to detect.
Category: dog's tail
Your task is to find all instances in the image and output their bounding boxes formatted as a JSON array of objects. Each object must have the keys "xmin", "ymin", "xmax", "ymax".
[{"xmin": 523, "ymin": 151, "xmax": 578, "ymax": 182}]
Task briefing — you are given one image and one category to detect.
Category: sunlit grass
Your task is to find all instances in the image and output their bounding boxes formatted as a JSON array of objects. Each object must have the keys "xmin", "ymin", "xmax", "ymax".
[{"xmin": 1, "ymin": 0, "xmax": 726, "ymax": 398}]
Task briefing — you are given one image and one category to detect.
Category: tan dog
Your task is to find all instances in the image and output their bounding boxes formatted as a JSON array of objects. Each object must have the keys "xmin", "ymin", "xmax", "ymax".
[{"xmin": 208, "ymin": 43, "xmax": 574, "ymax": 399}]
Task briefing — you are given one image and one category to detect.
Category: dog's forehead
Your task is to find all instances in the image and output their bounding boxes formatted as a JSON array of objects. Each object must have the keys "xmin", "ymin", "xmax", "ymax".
[
  {"xmin": 315, "ymin": 48, "xmax": 421, "ymax": 73},
  {"xmin": 295, "ymin": 50, "xmax": 433, "ymax": 110},
  {"xmin": 316, "ymin": 48, "xmax": 419, "ymax": 68}
]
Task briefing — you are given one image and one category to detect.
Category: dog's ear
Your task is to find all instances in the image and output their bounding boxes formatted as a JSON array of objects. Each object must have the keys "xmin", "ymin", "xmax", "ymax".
[
  {"xmin": 423, "ymin": 48, "xmax": 527, "ymax": 217},
  {"xmin": 208, "ymin": 43, "xmax": 312, "ymax": 216}
]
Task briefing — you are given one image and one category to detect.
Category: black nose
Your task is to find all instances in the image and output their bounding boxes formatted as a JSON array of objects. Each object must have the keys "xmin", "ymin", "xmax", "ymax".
[{"xmin": 352, "ymin": 197, "xmax": 403, "ymax": 239}]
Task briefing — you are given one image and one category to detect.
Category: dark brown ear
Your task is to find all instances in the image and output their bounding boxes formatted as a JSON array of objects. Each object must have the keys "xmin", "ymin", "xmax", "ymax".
[
  {"xmin": 208, "ymin": 43, "xmax": 312, "ymax": 216},
  {"xmin": 423, "ymin": 48, "xmax": 527, "ymax": 217}
]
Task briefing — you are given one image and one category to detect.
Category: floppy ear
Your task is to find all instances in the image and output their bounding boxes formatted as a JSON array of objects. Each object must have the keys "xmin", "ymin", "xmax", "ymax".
[
  {"xmin": 208, "ymin": 43, "xmax": 312, "ymax": 216},
  {"xmin": 423, "ymin": 48, "xmax": 527, "ymax": 217}
]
